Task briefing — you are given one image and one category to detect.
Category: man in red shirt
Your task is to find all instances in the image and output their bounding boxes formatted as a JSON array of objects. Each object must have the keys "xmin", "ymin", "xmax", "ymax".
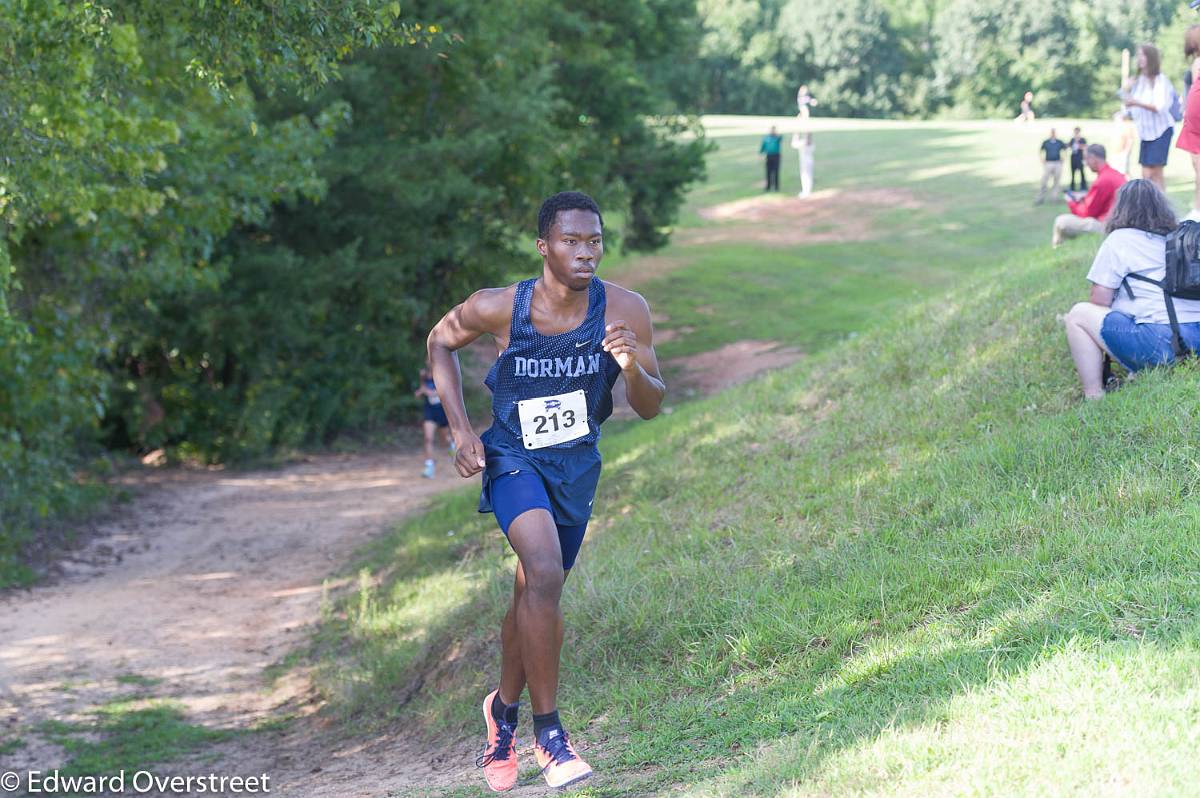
[{"xmin": 1052, "ymin": 143, "xmax": 1127, "ymax": 247}]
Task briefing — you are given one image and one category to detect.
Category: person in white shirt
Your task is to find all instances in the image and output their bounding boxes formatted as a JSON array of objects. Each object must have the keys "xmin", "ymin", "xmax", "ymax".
[
  {"xmin": 1062, "ymin": 180, "xmax": 1200, "ymax": 399},
  {"xmin": 1121, "ymin": 43, "xmax": 1177, "ymax": 191},
  {"xmin": 796, "ymin": 85, "xmax": 817, "ymax": 119},
  {"xmin": 791, "ymin": 131, "xmax": 814, "ymax": 197}
]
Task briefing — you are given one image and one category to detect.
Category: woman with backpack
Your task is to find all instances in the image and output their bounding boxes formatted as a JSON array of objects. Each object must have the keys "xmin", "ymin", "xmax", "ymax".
[
  {"xmin": 1062, "ymin": 180, "xmax": 1200, "ymax": 399},
  {"xmin": 1120, "ymin": 43, "xmax": 1177, "ymax": 192}
]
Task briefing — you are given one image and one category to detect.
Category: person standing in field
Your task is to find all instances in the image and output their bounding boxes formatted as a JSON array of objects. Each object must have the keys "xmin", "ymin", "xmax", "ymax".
[
  {"xmin": 796, "ymin": 84, "xmax": 817, "ymax": 119},
  {"xmin": 415, "ymin": 366, "xmax": 452, "ymax": 478},
  {"xmin": 1175, "ymin": 25, "xmax": 1200, "ymax": 220},
  {"xmin": 1036, "ymin": 128, "xmax": 1068, "ymax": 205},
  {"xmin": 1015, "ymin": 91, "xmax": 1035, "ymax": 122},
  {"xmin": 791, "ymin": 131, "xmax": 814, "ymax": 197},
  {"xmin": 1069, "ymin": 127, "xmax": 1089, "ymax": 191},
  {"xmin": 1113, "ymin": 111, "xmax": 1137, "ymax": 177},
  {"xmin": 761, "ymin": 126, "xmax": 783, "ymax": 191},
  {"xmin": 427, "ymin": 191, "xmax": 666, "ymax": 792},
  {"xmin": 1121, "ymin": 42, "xmax": 1176, "ymax": 192}
]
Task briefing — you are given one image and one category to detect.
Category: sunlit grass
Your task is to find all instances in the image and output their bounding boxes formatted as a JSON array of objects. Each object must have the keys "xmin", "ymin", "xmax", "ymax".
[{"xmin": 309, "ymin": 119, "xmax": 1200, "ymax": 796}]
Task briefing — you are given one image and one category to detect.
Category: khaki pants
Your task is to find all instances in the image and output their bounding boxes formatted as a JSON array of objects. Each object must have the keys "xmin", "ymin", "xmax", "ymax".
[
  {"xmin": 1037, "ymin": 160, "xmax": 1063, "ymax": 202},
  {"xmin": 1052, "ymin": 214, "xmax": 1104, "ymax": 247}
]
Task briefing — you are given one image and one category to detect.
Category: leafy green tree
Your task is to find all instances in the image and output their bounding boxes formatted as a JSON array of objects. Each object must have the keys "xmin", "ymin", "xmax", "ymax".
[
  {"xmin": 695, "ymin": 0, "xmax": 789, "ymax": 113},
  {"xmin": 693, "ymin": 0, "xmax": 1182, "ymax": 118},
  {"xmin": 932, "ymin": 0, "xmax": 1177, "ymax": 117},
  {"xmin": 777, "ymin": 0, "xmax": 907, "ymax": 118},
  {"xmin": 0, "ymin": 0, "xmax": 430, "ymax": 554},
  {"xmin": 90, "ymin": 0, "xmax": 708, "ymax": 461}
]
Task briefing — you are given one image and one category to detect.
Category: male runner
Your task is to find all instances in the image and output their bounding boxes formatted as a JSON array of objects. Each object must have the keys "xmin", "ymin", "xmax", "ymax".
[
  {"xmin": 414, "ymin": 364, "xmax": 451, "ymax": 478},
  {"xmin": 427, "ymin": 191, "xmax": 665, "ymax": 791}
]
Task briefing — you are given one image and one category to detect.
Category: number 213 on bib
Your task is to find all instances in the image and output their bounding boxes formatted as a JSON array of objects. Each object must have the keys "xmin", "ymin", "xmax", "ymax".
[{"xmin": 517, "ymin": 390, "xmax": 588, "ymax": 449}]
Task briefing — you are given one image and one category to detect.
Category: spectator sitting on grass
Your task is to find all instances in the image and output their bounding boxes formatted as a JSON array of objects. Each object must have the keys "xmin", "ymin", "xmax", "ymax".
[
  {"xmin": 1062, "ymin": 179, "xmax": 1200, "ymax": 400},
  {"xmin": 1052, "ymin": 144, "xmax": 1126, "ymax": 248}
]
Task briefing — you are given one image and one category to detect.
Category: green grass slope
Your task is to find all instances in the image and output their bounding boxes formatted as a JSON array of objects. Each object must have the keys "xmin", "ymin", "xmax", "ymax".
[{"xmin": 313, "ymin": 237, "xmax": 1200, "ymax": 796}]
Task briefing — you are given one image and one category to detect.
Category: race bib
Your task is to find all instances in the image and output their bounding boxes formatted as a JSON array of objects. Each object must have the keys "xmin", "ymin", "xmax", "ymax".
[{"xmin": 517, "ymin": 390, "xmax": 588, "ymax": 449}]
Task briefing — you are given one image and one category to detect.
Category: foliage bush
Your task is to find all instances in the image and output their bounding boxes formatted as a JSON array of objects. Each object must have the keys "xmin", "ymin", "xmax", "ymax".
[{"xmin": 0, "ymin": 0, "xmax": 707, "ymax": 562}]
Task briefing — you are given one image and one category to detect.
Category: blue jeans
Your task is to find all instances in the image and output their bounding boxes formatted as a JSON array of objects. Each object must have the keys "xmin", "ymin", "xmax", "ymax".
[{"xmin": 1100, "ymin": 311, "xmax": 1200, "ymax": 371}]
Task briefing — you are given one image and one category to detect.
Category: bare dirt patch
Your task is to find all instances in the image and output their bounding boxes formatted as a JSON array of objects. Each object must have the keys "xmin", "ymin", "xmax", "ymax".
[
  {"xmin": 0, "ymin": 450, "xmax": 471, "ymax": 796},
  {"xmin": 689, "ymin": 187, "xmax": 924, "ymax": 246},
  {"xmin": 605, "ymin": 188, "xmax": 925, "ymax": 293},
  {"xmin": 607, "ymin": 339, "xmax": 803, "ymax": 421},
  {"xmin": 667, "ymin": 340, "xmax": 804, "ymax": 395}
]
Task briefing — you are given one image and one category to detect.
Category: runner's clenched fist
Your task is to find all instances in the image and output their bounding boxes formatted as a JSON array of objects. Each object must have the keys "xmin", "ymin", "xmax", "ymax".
[
  {"xmin": 602, "ymin": 320, "xmax": 638, "ymax": 371},
  {"xmin": 453, "ymin": 431, "xmax": 487, "ymax": 477}
]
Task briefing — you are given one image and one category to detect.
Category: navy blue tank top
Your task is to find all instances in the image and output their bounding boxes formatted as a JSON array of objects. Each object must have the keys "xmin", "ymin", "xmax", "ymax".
[{"xmin": 483, "ymin": 277, "xmax": 621, "ymax": 451}]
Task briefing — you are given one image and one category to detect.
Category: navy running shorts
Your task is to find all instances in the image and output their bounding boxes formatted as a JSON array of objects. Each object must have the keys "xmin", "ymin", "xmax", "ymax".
[
  {"xmin": 488, "ymin": 470, "xmax": 588, "ymax": 571},
  {"xmin": 478, "ymin": 427, "xmax": 601, "ymax": 528},
  {"xmin": 423, "ymin": 402, "xmax": 449, "ymax": 427}
]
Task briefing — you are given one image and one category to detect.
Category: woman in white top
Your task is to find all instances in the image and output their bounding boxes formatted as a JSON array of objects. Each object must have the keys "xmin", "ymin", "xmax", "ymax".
[
  {"xmin": 1121, "ymin": 43, "xmax": 1177, "ymax": 191},
  {"xmin": 1063, "ymin": 180, "xmax": 1200, "ymax": 399}
]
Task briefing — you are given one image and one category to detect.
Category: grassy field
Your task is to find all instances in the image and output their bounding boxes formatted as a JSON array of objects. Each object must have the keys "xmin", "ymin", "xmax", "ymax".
[
  {"xmin": 606, "ymin": 115, "xmax": 1197, "ymax": 359},
  {"xmin": 310, "ymin": 118, "xmax": 1200, "ymax": 796}
]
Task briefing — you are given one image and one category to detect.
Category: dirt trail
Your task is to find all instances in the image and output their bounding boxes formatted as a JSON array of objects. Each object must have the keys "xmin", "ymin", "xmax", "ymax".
[
  {"xmin": 0, "ymin": 450, "xmax": 476, "ymax": 796},
  {"xmin": 0, "ymin": 195, "xmax": 825, "ymax": 795}
]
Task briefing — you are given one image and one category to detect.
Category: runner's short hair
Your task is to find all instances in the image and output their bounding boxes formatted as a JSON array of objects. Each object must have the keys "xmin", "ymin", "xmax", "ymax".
[
  {"xmin": 538, "ymin": 192, "xmax": 603, "ymax": 239},
  {"xmin": 1086, "ymin": 143, "xmax": 1105, "ymax": 160}
]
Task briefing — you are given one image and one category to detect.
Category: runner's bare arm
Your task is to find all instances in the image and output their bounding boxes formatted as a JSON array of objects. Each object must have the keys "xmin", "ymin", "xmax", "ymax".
[
  {"xmin": 427, "ymin": 287, "xmax": 512, "ymax": 477},
  {"xmin": 602, "ymin": 287, "xmax": 665, "ymax": 420}
]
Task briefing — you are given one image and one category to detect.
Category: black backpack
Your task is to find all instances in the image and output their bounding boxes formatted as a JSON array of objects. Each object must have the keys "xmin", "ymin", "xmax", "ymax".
[{"xmin": 1123, "ymin": 220, "xmax": 1200, "ymax": 357}]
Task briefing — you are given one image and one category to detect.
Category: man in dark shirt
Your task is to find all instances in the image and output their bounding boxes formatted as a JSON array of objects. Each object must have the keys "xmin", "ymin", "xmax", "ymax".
[
  {"xmin": 1068, "ymin": 127, "xmax": 1088, "ymax": 191},
  {"xmin": 1036, "ymin": 128, "xmax": 1068, "ymax": 204},
  {"xmin": 760, "ymin": 126, "xmax": 783, "ymax": 191}
]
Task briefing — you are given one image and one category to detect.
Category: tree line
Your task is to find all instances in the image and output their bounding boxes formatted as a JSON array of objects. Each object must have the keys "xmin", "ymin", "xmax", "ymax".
[
  {"xmin": 0, "ymin": 0, "xmax": 707, "ymax": 560},
  {"xmin": 696, "ymin": 0, "xmax": 1192, "ymax": 118}
]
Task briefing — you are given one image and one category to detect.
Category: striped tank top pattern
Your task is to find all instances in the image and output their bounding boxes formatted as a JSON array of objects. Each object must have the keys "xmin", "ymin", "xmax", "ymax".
[{"xmin": 484, "ymin": 277, "xmax": 621, "ymax": 450}]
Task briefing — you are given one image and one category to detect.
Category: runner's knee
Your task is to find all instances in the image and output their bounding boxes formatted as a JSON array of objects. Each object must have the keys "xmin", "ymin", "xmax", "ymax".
[{"xmin": 523, "ymin": 557, "xmax": 565, "ymax": 602}]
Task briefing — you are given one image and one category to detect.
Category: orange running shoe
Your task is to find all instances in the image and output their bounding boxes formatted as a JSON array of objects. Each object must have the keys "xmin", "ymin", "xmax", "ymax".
[
  {"xmin": 476, "ymin": 690, "xmax": 519, "ymax": 791},
  {"xmin": 534, "ymin": 726, "xmax": 592, "ymax": 789}
]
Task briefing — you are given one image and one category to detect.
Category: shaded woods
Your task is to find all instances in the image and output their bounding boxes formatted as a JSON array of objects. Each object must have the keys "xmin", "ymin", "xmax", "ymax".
[{"xmin": 0, "ymin": 0, "xmax": 706, "ymax": 574}]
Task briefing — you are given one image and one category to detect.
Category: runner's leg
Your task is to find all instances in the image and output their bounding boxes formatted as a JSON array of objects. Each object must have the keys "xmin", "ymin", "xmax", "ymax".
[
  {"xmin": 423, "ymin": 420, "xmax": 435, "ymax": 460},
  {"xmin": 498, "ymin": 562, "xmax": 531, "ymax": 705},
  {"xmin": 500, "ymin": 519, "xmax": 582, "ymax": 705},
  {"xmin": 505, "ymin": 508, "xmax": 565, "ymax": 714}
]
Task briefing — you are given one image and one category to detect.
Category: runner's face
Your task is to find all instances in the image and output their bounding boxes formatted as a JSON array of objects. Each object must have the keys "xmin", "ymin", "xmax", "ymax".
[{"xmin": 538, "ymin": 210, "xmax": 603, "ymax": 290}]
